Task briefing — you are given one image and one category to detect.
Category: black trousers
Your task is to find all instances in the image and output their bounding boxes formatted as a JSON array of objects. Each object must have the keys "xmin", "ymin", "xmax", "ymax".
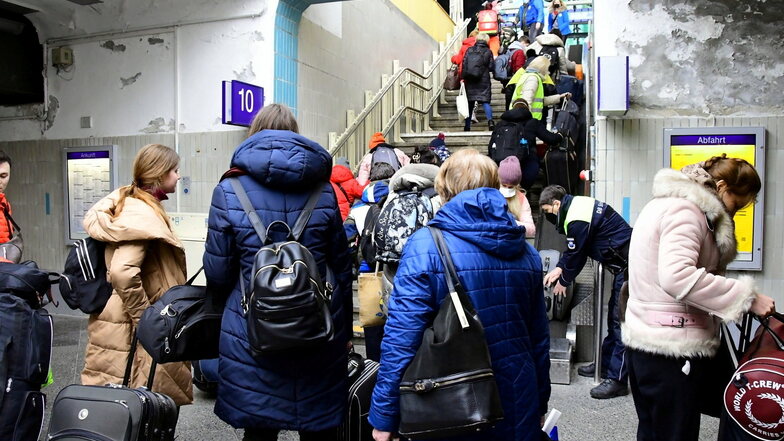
[
  {"xmin": 628, "ymin": 348, "xmax": 730, "ymax": 441},
  {"xmin": 243, "ymin": 427, "xmax": 338, "ymax": 441}
]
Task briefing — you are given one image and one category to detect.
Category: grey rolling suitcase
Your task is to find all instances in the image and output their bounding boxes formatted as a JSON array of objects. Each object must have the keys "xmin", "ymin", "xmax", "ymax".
[
  {"xmin": 540, "ymin": 249, "xmax": 574, "ymax": 321},
  {"xmin": 47, "ymin": 335, "xmax": 179, "ymax": 441}
]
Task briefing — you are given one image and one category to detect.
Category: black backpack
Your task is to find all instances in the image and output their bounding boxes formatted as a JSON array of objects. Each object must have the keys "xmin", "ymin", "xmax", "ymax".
[
  {"xmin": 371, "ymin": 144, "xmax": 402, "ymax": 171},
  {"xmin": 229, "ymin": 178, "xmax": 334, "ymax": 355},
  {"xmin": 553, "ymin": 99, "xmax": 580, "ymax": 149},
  {"xmin": 462, "ymin": 45, "xmax": 484, "ymax": 81},
  {"xmin": 539, "ymin": 45, "xmax": 561, "ymax": 77},
  {"xmin": 359, "ymin": 203, "xmax": 383, "ymax": 267},
  {"xmin": 59, "ymin": 238, "xmax": 113, "ymax": 314},
  {"xmin": 488, "ymin": 120, "xmax": 527, "ymax": 164},
  {"xmin": 0, "ymin": 261, "xmax": 57, "ymax": 309}
]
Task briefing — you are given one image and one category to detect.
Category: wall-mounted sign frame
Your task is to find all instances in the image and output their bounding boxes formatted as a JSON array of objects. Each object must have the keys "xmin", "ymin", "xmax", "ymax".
[
  {"xmin": 222, "ymin": 80, "xmax": 265, "ymax": 127},
  {"xmin": 63, "ymin": 146, "xmax": 118, "ymax": 243},
  {"xmin": 663, "ymin": 127, "xmax": 766, "ymax": 271}
]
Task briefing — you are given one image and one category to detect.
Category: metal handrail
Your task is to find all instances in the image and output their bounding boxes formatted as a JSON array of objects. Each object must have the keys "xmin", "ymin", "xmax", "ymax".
[{"xmin": 328, "ymin": 18, "xmax": 471, "ymax": 165}]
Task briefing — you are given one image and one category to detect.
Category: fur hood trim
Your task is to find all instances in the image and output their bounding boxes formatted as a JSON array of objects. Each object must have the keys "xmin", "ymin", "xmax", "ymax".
[
  {"xmin": 652, "ymin": 168, "xmax": 737, "ymax": 269},
  {"xmin": 621, "ymin": 322, "xmax": 720, "ymax": 358}
]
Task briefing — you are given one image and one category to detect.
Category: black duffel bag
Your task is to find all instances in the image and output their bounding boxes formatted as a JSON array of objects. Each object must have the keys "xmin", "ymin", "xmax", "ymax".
[
  {"xmin": 398, "ymin": 227, "xmax": 503, "ymax": 439},
  {"xmin": 137, "ymin": 268, "xmax": 223, "ymax": 363},
  {"xmin": 0, "ymin": 261, "xmax": 58, "ymax": 309}
]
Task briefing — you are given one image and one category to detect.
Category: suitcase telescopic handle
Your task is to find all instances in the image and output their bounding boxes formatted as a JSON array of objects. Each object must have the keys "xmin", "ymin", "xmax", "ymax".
[{"xmin": 123, "ymin": 331, "xmax": 157, "ymax": 389}]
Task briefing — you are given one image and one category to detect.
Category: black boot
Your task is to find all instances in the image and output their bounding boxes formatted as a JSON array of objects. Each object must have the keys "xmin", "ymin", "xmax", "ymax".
[
  {"xmin": 488, "ymin": 119, "xmax": 495, "ymax": 131},
  {"xmin": 577, "ymin": 363, "xmax": 595, "ymax": 378},
  {"xmin": 590, "ymin": 379, "xmax": 629, "ymax": 399}
]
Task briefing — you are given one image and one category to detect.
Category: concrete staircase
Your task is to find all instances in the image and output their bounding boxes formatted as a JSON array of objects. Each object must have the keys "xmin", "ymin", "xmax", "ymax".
[{"xmin": 394, "ymin": 80, "xmax": 508, "ymax": 155}]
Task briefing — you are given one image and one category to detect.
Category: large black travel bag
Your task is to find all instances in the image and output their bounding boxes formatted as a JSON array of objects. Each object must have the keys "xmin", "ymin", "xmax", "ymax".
[
  {"xmin": 544, "ymin": 146, "xmax": 579, "ymax": 195},
  {"xmin": 0, "ymin": 260, "xmax": 58, "ymax": 309},
  {"xmin": 556, "ymin": 75, "xmax": 584, "ymax": 107},
  {"xmin": 59, "ymin": 237, "xmax": 113, "ymax": 314},
  {"xmin": 137, "ymin": 268, "xmax": 222, "ymax": 363},
  {"xmin": 47, "ymin": 335, "xmax": 179, "ymax": 441},
  {"xmin": 339, "ymin": 351, "xmax": 380, "ymax": 441},
  {"xmin": 0, "ymin": 292, "xmax": 53, "ymax": 441}
]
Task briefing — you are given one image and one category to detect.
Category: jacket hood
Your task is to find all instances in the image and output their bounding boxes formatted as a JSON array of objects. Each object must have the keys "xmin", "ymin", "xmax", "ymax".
[
  {"xmin": 330, "ymin": 165, "xmax": 355, "ymax": 184},
  {"xmin": 474, "ymin": 40, "xmax": 489, "ymax": 48},
  {"xmin": 652, "ymin": 168, "xmax": 737, "ymax": 268},
  {"xmin": 508, "ymin": 41, "xmax": 524, "ymax": 52},
  {"xmin": 536, "ymin": 33, "xmax": 564, "ymax": 47},
  {"xmin": 389, "ymin": 163, "xmax": 440, "ymax": 193},
  {"xmin": 501, "ymin": 107, "xmax": 533, "ymax": 122},
  {"xmin": 231, "ymin": 130, "xmax": 331, "ymax": 191},
  {"xmin": 83, "ymin": 189, "xmax": 182, "ymax": 249},
  {"xmin": 461, "ymin": 36, "xmax": 476, "ymax": 47},
  {"xmin": 361, "ymin": 181, "xmax": 389, "ymax": 204},
  {"xmin": 428, "ymin": 188, "xmax": 525, "ymax": 258}
]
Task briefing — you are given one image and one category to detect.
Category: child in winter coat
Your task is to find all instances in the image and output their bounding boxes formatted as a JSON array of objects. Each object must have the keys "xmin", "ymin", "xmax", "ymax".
[
  {"xmin": 331, "ymin": 163, "xmax": 365, "ymax": 221},
  {"xmin": 428, "ymin": 133, "xmax": 452, "ymax": 163},
  {"xmin": 498, "ymin": 156, "xmax": 536, "ymax": 238}
]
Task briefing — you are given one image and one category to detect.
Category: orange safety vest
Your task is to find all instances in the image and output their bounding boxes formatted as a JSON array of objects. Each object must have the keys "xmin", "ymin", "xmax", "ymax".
[{"xmin": 478, "ymin": 10, "xmax": 499, "ymax": 34}]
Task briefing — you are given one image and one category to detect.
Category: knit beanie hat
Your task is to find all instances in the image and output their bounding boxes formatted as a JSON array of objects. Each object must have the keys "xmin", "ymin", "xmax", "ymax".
[
  {"xmin": 429, "ymin": 133, "xmax": 446, "ymax": 148},
  {"xmin": 498, "ymin": 156, "xmax": 522, "ymax": 185},
  {"xmin": 369, "ymin": 132, "xmax": 386, "ymax": 149}
]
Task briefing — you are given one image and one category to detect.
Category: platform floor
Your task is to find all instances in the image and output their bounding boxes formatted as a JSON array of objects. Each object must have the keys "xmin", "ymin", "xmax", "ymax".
[{"xmin": 43, "ymin": 314, "xmax": 720, "ymax": 440}]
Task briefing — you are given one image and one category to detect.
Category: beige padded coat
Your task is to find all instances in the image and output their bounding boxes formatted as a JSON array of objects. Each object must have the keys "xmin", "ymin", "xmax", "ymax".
[{"xmin": 81, "ymin": 189, "xmax": 193, "ymax": 405}]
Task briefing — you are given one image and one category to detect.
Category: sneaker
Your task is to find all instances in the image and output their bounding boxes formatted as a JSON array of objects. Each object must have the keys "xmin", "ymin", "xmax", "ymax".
[
  {"xmin": 577, "ymin": 363, "xmax": 595, "ymax": 378},
  {"xmin": 590, "ymin": 379, "xmax": 629, "ymax": 400},
  {"xmin": 488, "ymin": 119, "xmax": 495, "ymax": 131}
]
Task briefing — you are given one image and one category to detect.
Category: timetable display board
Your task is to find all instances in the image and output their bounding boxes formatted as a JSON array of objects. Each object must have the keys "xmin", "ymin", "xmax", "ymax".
[
  {"xmin": 63, "ymin": 146, "xmax": 118, "ymax": 242},
  {"xmin": 663, "ymin": 128, "xmax": 765, "ymax": 271}
]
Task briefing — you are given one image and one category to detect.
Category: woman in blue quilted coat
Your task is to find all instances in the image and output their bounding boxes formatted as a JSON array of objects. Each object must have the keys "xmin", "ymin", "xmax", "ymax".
[
  {"xmin": 203, "ymin": 104, "xmax": 353, "ymax": 441},
  {"xmin": 370, "ymin": 149, "xmax": 551, "ymax": 441}
]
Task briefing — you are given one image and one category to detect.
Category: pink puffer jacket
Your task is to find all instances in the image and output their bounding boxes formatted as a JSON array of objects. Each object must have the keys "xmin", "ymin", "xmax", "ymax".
[{"xmin": 623, "ymin": 168, "xmax": 756, "ymax": 358}]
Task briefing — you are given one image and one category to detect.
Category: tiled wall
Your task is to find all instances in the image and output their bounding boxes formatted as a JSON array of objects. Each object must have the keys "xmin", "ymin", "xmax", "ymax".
[
  {"xmin": 0, "ymin": 130, "xmax": 246, "ymax": 271},
  {"xmin": 274, "ymin": 0, "xmax": 308, "ymax": 112},
  {"xmin": 595, "ymin": 115, "xmax": 784, "ymax": 297}
]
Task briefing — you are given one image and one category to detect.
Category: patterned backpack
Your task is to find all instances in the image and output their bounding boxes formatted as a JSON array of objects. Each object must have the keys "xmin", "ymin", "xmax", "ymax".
[{"xmin": 372, "ymin": 187, "xmax": 436, "ymax": 264}]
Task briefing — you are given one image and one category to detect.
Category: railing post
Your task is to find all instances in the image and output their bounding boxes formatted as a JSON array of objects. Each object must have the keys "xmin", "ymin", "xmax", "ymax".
[
  {"xmin": 328, "ymin": 132, "xmax": 337, "ymax": 150},
  {"xmin": 346, "ymin": 109, "xmax": 356, "ymax": 127}
]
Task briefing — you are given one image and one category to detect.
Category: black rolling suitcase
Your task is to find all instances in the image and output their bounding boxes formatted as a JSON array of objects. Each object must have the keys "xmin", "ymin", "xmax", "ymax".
[
  {"xmin": 544, "ymin": 145, "xmax": 579, "ymax": 194},
  {"xmin": 338, "ymin": 352, "xmax": 380, "ymax": 441},
  {"xmin": 47, "ymin": 335, "xmax": 179, "ymax": 441}
]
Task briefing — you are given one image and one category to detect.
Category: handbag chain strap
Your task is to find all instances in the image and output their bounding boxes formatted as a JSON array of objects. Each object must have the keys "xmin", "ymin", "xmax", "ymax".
[{"xmin": 428, "ymin": 227, "xmax": 472, "ymax": 330}]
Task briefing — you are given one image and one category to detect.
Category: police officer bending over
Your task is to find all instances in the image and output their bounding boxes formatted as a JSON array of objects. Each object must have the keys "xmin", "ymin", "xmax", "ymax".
[{"xmin": 539, "ymin": 185, "xmax": 632, "ymax": 399}]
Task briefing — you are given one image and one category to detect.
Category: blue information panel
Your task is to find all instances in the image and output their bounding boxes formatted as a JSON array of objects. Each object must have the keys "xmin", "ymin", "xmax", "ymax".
[{"xmin": 222, "ymin": 80, "xmax": 265, "ymax": 127}]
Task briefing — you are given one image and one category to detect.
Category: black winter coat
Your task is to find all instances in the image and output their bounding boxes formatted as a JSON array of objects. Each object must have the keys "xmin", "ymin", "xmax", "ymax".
[{"xmin": 463, "ymin": 40, "xmax": 494, "ymax": 103}]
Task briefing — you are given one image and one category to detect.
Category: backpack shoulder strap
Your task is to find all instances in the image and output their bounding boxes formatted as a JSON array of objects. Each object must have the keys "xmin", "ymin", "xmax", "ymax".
[
  {"xmin": 291, "ymin": 184, "xmax": 325, "ymax": 242},
  {"xmin": 228, "ymin": 178, "xmax": 268, "ymax": 243},
  {"xmin": 3, "ymin": 209, "xmax": 19, "ymax": 234}
]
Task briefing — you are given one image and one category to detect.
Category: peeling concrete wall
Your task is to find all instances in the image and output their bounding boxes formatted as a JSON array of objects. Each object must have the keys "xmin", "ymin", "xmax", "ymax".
[
  {"xmin": 0, "ymin": 0, "xmax": 272, "ymax": 142},
  {"xmin": 298, "ymin": 0, "xmax": 443, "ymax": 147},
  {"xmin": 595, "ymin": 0, "xmax": 784, "ymax": 116}
]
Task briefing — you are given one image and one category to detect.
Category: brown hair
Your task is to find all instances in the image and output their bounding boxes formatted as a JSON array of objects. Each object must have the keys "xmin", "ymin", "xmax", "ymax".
[
  {"xmin": 113, "ymin": 143, "xmax": 179, "ymax": 224},
  {"xmin": 469, "ymin": 30, "xmax": 479, "ymax": 38},
  {"xmin": 435, "ymin": 149, "xmax": 499, "ymax": 202},
  {"xmin": 247, "ymin": 103, "xmax": 299, "ymax": 138},
  {"xmin": 703, "ymin": 154, "xmax": 761, "ymax": 199}
]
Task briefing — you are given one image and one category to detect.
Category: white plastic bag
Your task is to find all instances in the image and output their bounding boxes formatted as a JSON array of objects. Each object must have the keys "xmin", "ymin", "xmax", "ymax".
[{"xmin": 456, "ymin": 82, "xmax": 470, "ymax": 120}]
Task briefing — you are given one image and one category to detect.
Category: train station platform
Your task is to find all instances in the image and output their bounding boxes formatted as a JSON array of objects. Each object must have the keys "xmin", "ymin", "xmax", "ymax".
[{"xmin": 44, "ymin": 314, "xmax": 720, "ymax": 441}]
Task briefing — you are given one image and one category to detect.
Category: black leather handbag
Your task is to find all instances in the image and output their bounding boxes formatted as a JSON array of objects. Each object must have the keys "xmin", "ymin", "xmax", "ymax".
[
  {"xmin": 137, "ymin": 268, "xmax": 223, "ymax": 363},
  {"xmin": 398, "ymin": 227, "xmax": 504, "ymax": 439}
]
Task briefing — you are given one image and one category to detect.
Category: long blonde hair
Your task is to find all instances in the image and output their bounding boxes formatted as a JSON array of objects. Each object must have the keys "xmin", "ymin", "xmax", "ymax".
[
  {"xmin": 113, "ymin": 143, "xmax": 179, "ymax": 224},
  {"xmin": 506, "ymin": 187, "xmax": 523, "ymax": 220}
]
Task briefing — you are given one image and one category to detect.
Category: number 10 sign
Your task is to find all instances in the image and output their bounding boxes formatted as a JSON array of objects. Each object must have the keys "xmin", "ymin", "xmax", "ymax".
[{"xmin": 222, "ymin": 80, "xmax": 265, "ymax": 126}]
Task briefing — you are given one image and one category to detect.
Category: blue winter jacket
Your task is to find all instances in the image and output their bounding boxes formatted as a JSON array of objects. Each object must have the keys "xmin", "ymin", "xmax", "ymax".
[
  {"xmin": 203, "ymin": 129, "xmax": 353, "ymax": 431},
  {"xmin": 369, "ymin": 188, "xmax": 550, "ymax": 441},
  {"xmin": 548, "ymin": 10, "xmax": 572, "ymax": 36},
  {"xmin": 555, "ymin": 194, "xmax": 633, "ymax": 286},
  {"xmin": 521, "ymin": 0, "xmax": 545, "ymax": 27}
]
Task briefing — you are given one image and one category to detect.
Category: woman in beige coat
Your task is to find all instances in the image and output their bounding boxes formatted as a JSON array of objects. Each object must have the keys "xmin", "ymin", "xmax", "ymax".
[
  {"xmin": 81, "ymin": 143, "xmax": 193, "ymax": 405},
  {"xmin": 624, "ymin": 155, "xmax": 774, "ymax": 440}
]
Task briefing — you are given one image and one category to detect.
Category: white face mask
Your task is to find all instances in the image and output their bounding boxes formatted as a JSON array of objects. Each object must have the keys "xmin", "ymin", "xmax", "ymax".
[{"xmin": 499, "ymin": 186, "xmax": 517, "ymax": 198}]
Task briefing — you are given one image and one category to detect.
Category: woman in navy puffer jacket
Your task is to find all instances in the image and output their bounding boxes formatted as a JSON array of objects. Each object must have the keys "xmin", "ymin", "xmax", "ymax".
[
  {"xmin": 370, "ymin": 149, "xmax": 551, "ymax": 441},
  {"xmin": 203, "ymin": 104, "xmax": 352, "ymax": 441}
]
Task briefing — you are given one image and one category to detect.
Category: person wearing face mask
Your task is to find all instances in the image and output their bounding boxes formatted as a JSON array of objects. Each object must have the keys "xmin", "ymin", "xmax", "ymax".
[
  {"xmin": 539, "ymin": 184, "xmax": 632, "ymax": 399},
  {"xmin": 624, "ymin": 156, "xmax": 775, "ymax": 441},
  {"xmin": 547, "ymin": 0, "xmax": 571, "ymax": 38},
  {"xmin": 498, "ymin": 156, "xmax": 535, "ymax": 238}
]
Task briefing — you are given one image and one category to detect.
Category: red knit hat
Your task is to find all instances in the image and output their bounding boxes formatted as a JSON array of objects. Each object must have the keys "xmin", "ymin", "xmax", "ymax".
[{"xmin": 368, "ymin": 132, "xmax": 386, "ymax": 149}]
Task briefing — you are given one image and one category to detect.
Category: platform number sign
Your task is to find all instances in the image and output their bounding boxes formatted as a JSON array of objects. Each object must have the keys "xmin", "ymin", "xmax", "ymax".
[{"xmin": 222, "ymin": 80, "xmax": 265, "ymax": 127}]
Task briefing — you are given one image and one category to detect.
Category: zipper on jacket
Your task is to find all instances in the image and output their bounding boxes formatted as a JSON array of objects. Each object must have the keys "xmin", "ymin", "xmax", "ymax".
[
  {"xmin": 254, "ymin": 261, "xmax": 328, "ymax": 300},
  {"xmin": 6, "ymin": 377, "xmax": 12, "ymax": 392}
]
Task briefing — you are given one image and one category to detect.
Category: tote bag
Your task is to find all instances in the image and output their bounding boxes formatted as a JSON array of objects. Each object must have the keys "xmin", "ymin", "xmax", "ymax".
[
  {"xmin": 358, "ymin": 266, "xmax": 385, "ymax": 327},
  {"xmin": 456, "ymin": 82, "xmax": 470, "ymax": 120}
]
